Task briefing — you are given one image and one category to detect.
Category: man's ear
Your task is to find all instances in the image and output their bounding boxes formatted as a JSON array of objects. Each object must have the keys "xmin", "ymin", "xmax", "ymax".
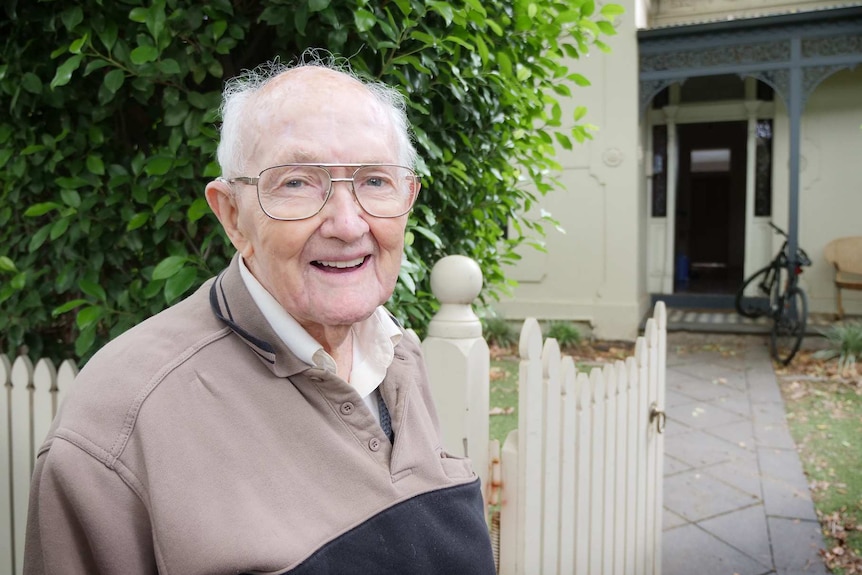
[{"xmin": 205, "ymin": 180, "xmax": 253, "ymax": 257}]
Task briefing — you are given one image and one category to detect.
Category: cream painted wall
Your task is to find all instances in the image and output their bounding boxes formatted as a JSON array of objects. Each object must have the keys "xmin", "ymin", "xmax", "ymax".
[
  {"xmin": 494, "ymin": 0, "xmax": 644, "ymax": 340},
  {"xmin": 796, "ymin": 68, "xmax": 862, "ymax": 316}
]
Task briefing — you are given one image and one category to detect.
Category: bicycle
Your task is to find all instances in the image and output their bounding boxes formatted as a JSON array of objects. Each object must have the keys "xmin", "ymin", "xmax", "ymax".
[{"xmin": 734, "ymin": 222, "xmax": 812, "ymax": 365}]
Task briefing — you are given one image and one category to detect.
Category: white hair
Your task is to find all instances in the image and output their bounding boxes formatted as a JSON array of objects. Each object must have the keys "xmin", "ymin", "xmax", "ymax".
[{"xmin": 215, "ymin": 49, "xmax": 418, "ymax": 178}]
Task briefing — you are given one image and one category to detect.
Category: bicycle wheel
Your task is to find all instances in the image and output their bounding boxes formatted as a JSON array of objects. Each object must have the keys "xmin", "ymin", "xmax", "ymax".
[
  {"xmin": 770, "ymin": 286, "xmax": 808, "ymax": 365},
  {"xmin": 734, "ymin": 264, "xmax": 774, "ymax": 318}
]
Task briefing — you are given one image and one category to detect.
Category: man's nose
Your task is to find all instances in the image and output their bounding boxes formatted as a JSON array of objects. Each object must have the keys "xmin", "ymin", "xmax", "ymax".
[{"xmin": 319, "ymin": 180, "xmax": 369, "ymax": 238}]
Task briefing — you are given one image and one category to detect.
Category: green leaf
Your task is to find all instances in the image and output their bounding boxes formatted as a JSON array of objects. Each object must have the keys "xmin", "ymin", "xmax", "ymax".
[
  {"xmin": 11, "ymin": 272, "xmax": 26, "ymax": 290},
  {"xmin": 75, "ymin": 325, "xmax": 97, "ymax": 357},
  {"xmin": 87, "ymin": 154, "xmax": 106, "ymax": 175},
  {"xmin": 128, "ymin": 7, "xmax": 148, "ymax": 23},
  {"xmin": 52, "ymin": 299, "xmax": 88, "ymax": 316},
  {"xmin": 97, "ymin": 22, "xmax": 118, "ymax": 51},
  {"xmin": 103, "ymin": 69, "xmax": 125, "ymax": 93},
  {"xmin": 0, "ymin": 256, "xmax": 17, "ymax": 273},
  {"xmin": 164, "ymin": 266, "xmax": 197, "ymax": 302},
  {"xmin": 574, "ymin": 105, "xmax": 587, "ymax": 121},
  {"xmin": 79, "ymin": 278, "xmax": 107, "ymax": 301},
  {"xmin": 391, "ymin": 0, "xmax": 411, "ymax": 16},
  {"xmin": 50, "ymin": 217, "xmax": 71, "ymax": 240},
  {"xmin": 28, "ymin": 225, "xmax": 51, "ymax": 252},
  {"xmin": 130, "ymin": 45, "xmax": 159, "ymax": 64},
  {"xmin": 570, "ymin": 73, "xmax": 591, "ymax": 87},
  {"xmin": 50, "ymin": 54, "xmax": 84, "ymax": 89},
  {"xmin": 127, "ymin": 212, "xmax": 149, "ymax": 231},
  {"xmin": 429, "ymin": 1, "xmax": 455, "ymax": 25},
  {"xmin": 187, "ymin": 198, "xmax": 210, "ymax": 222},
  {"xmin": 144, "ymin": 155, "xmax": 173, "ymax": 176},
  {"xmin": 600, "ymin": 3, "xmax": 625, "ymax": 18},
  {"xmin": 152, "ymin": 255, "xmax": 188, "ymax": 280},
  {"xmin": 69, "ymin": 34, "xmax": 88, "ymax": 54},
  {"xmin": 164, "ymin": 103, "xmax": 189, "ymax": 126},
  {"xmin": 597, "ymin": 20, "xmax": 617, "ymax": 35},
  {"xmin": 464, "ymin": 0, "xmax": 487, "ymax": 16},
  {"xmin": 22, "ymin": 73, "xmax": 43, "ymax": 94},
  {"xmin": 157, "ymin": 58, "xmax": 181, "ymax": 75},
  {"xmin": 61, "ymin": 6, "xmax": 84, "ymax": 31},
  {"xmin": 84, "ymin": 59, "xmax": 111, "ymax": 76},
  {"xmin": 308, "ymin": 0, "xmax": 330, "ymax": 12},
  {"xmin": 354, "ymin": 9, "xmax": 377, "ymax": 32},
  {"xmin": 60, "ymin": 189, "xmax": 82, "ymax": 208},
  {"xmin": 21, "ymin": 144, "xmax": 46, "ymax": 155},
  {"xmin": 76, "ymin": 306, "xmax": 103, "ymax": 330},
  {"xmin": 25, "ymin": 202, "xmax": 62, "ymax": 217}
]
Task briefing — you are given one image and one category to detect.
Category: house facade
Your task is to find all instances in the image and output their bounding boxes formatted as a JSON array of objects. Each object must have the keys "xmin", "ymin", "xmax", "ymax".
[{"xmin": 496, "ymin": 0, "xmax": 862, "ymax": 340}]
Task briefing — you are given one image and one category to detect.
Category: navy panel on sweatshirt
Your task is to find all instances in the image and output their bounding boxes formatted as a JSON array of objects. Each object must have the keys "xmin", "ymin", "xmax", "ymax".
[{"xmin": 259, "ymin": 481, "xmax": 496, "ymax": 575}]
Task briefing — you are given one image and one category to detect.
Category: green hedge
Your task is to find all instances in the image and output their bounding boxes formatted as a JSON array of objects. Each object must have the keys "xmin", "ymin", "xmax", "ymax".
[{"xmin": 0, "ymin": 0, "xmax": 620, "ymax": 363}]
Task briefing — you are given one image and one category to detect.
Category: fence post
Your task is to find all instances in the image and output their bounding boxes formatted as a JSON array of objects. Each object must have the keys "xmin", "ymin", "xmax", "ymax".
[
  {"xmin": 10, "ymin": 356, "xmax": 34, "ymax": 575},
  {"xmin": 540, "ymin": 338, "xmax": 562, "ymax": 575},
  {"xmin": 1, "ymin": 355, "xmax": 13, "ymax": 575},
  {"xmin": 421, "ymin": 255, "xmax": 490, "ymax": 501}
]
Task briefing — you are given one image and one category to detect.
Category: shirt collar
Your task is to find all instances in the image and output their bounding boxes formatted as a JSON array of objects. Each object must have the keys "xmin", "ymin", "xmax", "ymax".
[{"xmin": 237, "ymin": 256, "xmax": 402, "ymax": 395}]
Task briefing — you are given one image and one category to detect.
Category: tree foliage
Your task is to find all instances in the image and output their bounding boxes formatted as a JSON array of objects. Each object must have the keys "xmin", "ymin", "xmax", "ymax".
[{"xmin": 0, "ymin": 0, "xmax": 621, "ymax": 363}]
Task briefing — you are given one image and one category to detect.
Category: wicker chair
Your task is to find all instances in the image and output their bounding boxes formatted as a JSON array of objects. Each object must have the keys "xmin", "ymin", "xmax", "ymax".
[{"xmin": 823, "ymin": 236, "xmax": 862, "ymax": 319}]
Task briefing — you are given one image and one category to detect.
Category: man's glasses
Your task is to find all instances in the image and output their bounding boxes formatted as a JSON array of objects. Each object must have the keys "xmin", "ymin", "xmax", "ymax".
[{"xmin": 221, "ymin": 164, "xmax": 421, "ymax": 221}]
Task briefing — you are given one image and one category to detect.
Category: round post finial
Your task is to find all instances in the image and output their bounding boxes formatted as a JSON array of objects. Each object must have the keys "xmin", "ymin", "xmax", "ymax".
[{"xmin": 427, "ymin": 255, "xmax": 484, "ymax": 338}]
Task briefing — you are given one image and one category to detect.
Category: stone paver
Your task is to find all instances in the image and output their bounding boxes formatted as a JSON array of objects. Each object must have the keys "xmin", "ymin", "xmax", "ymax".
[
  {"xmin": 662, "ymin": 333, "xmax": 827, "ymax": 575},
  {"xmin": 663, "ymin": 524, "xmax": 773, "ymax": 575}
]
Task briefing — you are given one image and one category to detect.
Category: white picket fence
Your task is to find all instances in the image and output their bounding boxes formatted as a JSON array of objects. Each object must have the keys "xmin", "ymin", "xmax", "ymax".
[
  {"xmin": 1, "ymin": 354, "xmax": 78, "ymax": 575},
  {"xmin": 2, "ymin": 255, "xmax": 665, "ymax": 575},
  {"xmin": 423, "ymin": 255, "xmax": 666, "ymax": 575}
]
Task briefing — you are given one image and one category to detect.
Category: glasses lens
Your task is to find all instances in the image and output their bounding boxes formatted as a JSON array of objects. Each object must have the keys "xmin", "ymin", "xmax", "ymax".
[
  {"xmin": 353, "ymin": 165, "xmax": 419, "ymax": 217},
  {"xmin": 257, "ymin": 165, "xmax": 330, "ymax": 220},
  {"xmin": 256, "ymin": 164, "xmax": 419, "ymax": 220}
]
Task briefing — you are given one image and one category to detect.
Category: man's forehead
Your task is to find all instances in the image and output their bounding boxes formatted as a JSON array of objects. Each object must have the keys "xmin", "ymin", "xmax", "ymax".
[
  {"xmin": 243, "ymin": 67, "xmax": 399, "ymax": 167},
  {"xmin": 262, "ymin": 66, "xmax": 367, "ymax": 100}
]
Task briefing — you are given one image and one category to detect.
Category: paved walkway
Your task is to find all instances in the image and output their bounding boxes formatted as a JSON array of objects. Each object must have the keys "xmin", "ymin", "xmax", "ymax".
[{"xmin": 662, "ymin": 332, "xmax": 828, "ymax": 575}]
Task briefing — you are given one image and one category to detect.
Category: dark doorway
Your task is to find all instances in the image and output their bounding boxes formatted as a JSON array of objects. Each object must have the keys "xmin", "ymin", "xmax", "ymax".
[{"xmin": 674, "ymin": 121, "xmax": 747, "ymax": 294}]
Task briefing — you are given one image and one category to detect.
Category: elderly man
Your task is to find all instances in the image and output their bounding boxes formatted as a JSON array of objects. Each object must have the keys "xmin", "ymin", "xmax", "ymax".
[{"xmin": 24, "ymin": 57, "xmax": 496, "ymax": 574}]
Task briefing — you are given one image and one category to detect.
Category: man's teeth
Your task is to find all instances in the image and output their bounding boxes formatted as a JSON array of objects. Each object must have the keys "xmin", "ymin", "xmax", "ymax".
[{"xmin": 316, "ymin": 257, "xmax": 365, "ymax": 269}]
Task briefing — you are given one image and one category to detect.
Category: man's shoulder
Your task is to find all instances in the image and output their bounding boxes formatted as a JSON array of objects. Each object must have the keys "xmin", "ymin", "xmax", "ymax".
[{"xmin": 48, "ymin": 279, "xmax": 231, "ymax": 454}]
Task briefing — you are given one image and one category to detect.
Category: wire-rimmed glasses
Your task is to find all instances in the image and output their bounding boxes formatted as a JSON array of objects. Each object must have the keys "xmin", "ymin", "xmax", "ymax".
[{"xmin": 221, "ymin": 163, "xmax": 420, "ymax": 221}]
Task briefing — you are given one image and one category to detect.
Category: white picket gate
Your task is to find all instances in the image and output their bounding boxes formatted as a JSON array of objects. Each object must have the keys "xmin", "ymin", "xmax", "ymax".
[
  {"xmin": 1, "ymin": 354, "xmax": 78, "ymax": 575},
  {"xmin": 423, "ymin": 255, "xmax": 666, "ymax": 575}
]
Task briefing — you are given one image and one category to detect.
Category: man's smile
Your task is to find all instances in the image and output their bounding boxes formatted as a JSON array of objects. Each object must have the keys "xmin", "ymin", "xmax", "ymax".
[{"xmin": 311, "ymin": 255, "xmax": 369, "ymax": 271}]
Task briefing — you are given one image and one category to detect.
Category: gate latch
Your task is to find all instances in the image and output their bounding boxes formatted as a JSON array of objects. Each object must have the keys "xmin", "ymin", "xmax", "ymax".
[{"xmin": 649, "ymin": 402, "xmax": 666, "ymax": 434}]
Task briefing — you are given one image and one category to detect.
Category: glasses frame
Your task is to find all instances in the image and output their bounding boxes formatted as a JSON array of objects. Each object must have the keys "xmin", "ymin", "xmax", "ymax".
[{"xmin": 220, "ymin": 163, "xmax": 420, "ymax": 221}]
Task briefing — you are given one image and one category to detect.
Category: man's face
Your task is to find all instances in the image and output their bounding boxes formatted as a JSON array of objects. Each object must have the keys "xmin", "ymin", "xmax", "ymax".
[{"xmin": 216, "ymin": 68, "xmax": 409, "ymax": 336}]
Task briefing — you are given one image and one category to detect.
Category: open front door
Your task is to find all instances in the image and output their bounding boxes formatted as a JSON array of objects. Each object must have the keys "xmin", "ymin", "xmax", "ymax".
[{"xmin": 674, "ymin": 121, "xmax": 748, "ymax": 294}]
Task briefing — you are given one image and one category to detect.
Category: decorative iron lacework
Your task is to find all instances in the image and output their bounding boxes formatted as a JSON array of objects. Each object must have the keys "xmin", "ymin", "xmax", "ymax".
[
  {"xmin": 652, "ymin": 125, "xmax": 668, "ymax": 218},
  {"xmin": 802, "ymin": 33, "xmax": 862, "ymax": 58},
  {"xmin": 804, "ymin": 65, "xmax": 853, "ymax": 98},
  {"xmin": 751, "ymin": 69, "xmax": 790, "ymax": 103},
  {"xmin": 755, "ymin": 119, "xmax": 773, "ymax": 217},
  {"xmin": 640, "ymin": 79, "xmax": 674, "ymax": 113},
  {"xmin": 641, "ymin": 40, "xmax": 790, "ymax": 73},
  {"xmin": 639, "ymin": 11, "xmax": 862, "ymax": 114}
]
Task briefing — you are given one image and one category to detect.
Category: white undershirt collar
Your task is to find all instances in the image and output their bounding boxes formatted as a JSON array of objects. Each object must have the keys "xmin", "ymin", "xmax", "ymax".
[{"xmin": 237, "ymin": 256, "xmax": 402, "ymax": 402}]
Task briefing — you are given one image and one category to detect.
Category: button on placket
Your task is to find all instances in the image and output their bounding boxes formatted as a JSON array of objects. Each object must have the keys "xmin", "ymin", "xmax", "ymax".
[
  {"xmin": 368, "ymin": 437, "xmax": 381, "ymax": 452},
  {"xmin": 340, "ymin": 401, "xmax": 354, "ymax": 416}
]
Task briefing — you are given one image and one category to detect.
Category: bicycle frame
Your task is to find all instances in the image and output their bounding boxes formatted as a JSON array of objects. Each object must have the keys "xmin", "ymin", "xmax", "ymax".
[{"xmin": 735, "ymin": 223, "xmax": 811, "ymax": 364}]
